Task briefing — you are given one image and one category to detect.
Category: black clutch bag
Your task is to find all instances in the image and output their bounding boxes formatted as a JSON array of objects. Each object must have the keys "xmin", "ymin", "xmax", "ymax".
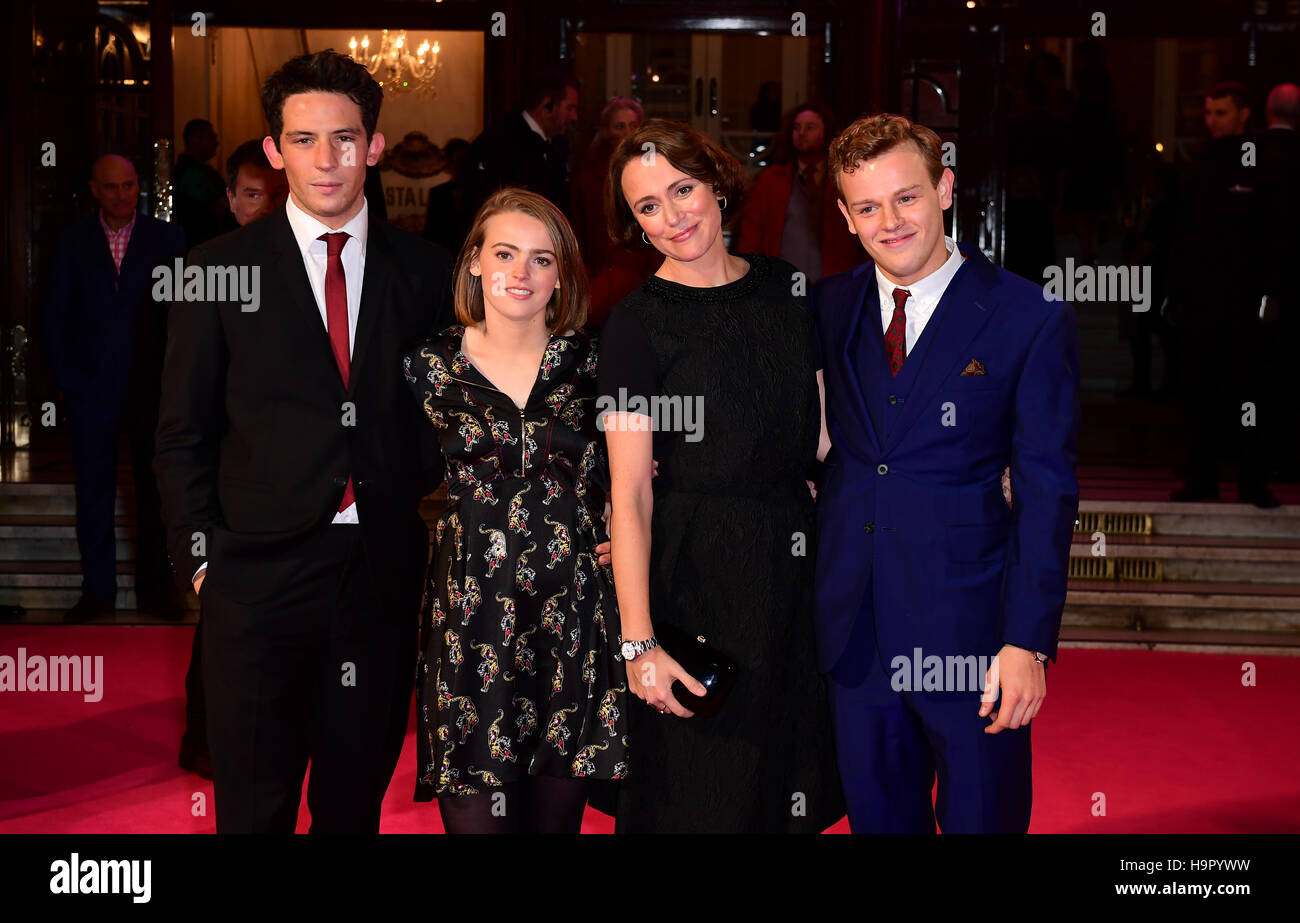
[{"xmin": 655, "ymin": 623, "xmax": 738, "ymax": 718}]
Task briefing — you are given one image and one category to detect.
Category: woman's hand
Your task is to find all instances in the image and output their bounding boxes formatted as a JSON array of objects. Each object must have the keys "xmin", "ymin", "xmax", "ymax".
[{"xmin": 626, "ymin": 645, "xmax": 708, "ymax": 718}]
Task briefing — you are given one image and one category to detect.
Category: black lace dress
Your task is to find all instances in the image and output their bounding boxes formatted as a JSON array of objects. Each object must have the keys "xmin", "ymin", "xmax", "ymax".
[
  {"xmin": 596, "ymin": 252, "xmax": 844, "ymax": 832},
  {"xmin": 403, "ymin": 326, "xmax": 629, "ymax": 798}
]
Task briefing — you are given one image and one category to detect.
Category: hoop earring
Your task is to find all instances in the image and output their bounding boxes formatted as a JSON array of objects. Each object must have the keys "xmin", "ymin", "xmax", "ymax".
[
  {"xmin": 718, "ymin": 196, "xmax": 727, "ymax": 210},
  {"xmin": 642, "ymin": 231, "xmax": 650, "ymax": 245}
]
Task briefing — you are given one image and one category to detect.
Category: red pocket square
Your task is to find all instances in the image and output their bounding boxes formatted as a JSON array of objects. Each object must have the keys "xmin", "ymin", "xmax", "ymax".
[{"xmin": 960, "ymin": 359, "xmax": 986, "ymax": 376}]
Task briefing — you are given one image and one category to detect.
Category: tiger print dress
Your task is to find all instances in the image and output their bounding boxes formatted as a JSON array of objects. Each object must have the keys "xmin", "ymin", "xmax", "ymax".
[{"xmin": 403, "ymin": 325, "xmax": 629, "ymax": 798}]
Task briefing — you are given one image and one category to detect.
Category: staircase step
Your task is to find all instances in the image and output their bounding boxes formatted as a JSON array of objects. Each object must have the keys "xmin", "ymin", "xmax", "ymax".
[{"xmin": 1060, "ymin": 625, "xmax": 1300, "ymax": 654}]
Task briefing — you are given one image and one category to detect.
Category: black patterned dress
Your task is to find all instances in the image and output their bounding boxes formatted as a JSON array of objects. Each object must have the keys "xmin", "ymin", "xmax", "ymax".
[{"xmin": 402, "ymin": 325, "xmax": 629, "ymax": 798}]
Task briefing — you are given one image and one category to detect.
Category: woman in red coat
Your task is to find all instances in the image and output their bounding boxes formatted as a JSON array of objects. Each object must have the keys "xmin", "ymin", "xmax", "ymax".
[{"xmin": 571, "ymin": 98, "xmax": 662, "ymax": 327}]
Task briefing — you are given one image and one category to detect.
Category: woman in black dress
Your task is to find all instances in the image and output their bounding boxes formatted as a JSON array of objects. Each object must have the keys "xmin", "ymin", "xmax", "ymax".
[
  {"xmin": 403, "ymin": 188, "xmax": 629, "ymax": 833},
  {"xmin": 597, "ymin": 120, "xmax": 844, "ymax": 832}
]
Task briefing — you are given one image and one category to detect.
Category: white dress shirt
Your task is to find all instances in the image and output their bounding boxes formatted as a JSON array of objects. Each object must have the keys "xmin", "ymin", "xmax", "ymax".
[
  {"xmin": 285, "ymin": 192, "xmax": 369, "ymax": 524},
  {"xmin": 522, "ymin": 109, "xmax": 548, "ymax": 141},
  {"xmin": 876, "ymin": 236, "xmax": 965, "ymax": 353}
]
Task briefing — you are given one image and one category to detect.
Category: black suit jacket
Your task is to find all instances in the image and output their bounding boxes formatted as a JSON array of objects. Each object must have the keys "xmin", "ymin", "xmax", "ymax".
[
  {"xmin": 465, "ymin": 108, "xmax": 570, "ymax": 217},
  {"xmin": 43, "ymin": 212, "xmax": 187, "ymax": 410},
  {"xmin": 153, "ymin": 203, "xmax": 452, "ymax": 613}
]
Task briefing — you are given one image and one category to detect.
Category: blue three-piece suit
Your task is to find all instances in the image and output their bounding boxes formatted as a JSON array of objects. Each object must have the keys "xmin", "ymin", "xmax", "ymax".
[{"xmin": 811, "ymin": 242, "xmax": 1080, "ymax": 833}]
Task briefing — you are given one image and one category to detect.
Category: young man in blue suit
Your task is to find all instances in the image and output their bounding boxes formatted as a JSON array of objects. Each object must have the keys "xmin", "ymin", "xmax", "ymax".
[{"xmin": 810, "ymin": 114, "xmax": 1080, "ymax": 833}]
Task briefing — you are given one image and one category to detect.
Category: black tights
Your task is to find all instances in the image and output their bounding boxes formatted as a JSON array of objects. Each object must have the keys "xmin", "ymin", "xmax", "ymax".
[{"xmin": 437, "ymin": 775, "xmax": 588, "ymax": 834}]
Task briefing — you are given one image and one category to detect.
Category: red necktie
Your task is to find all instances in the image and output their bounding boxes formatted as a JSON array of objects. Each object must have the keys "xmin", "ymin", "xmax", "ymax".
[
  {"xmin": 885, "ymin": 287, "xmax": 910, "ymax": 377},
  {"xmin": 320, "ymin": 232, "xmax": 354, "ymax": 512}
]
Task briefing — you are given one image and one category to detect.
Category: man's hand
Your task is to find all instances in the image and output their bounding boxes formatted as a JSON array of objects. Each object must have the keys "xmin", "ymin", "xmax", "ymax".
[
  {"xmin": 979, "ymin": 644, "xmax": 1045, "ymax": 733},
  {"xmin": 192, "ymin": 571, "xmax": 205, "ymax": 596}
]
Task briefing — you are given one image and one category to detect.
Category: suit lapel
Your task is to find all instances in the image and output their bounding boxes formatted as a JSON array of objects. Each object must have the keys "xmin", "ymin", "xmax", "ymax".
[
  {"xmin": 839, "ymin": 268, "xmax": 882, "ymax": 452},
  {"xmin": 882, "ymin": 244, "xmax": 1001, "ymax": 451},
  {"xmin": 348, "ymin": 216, "xmax": 392, "ymax": 396},
  {"xmin": 268, "ymin": 207, "xmax": 346, "ymax": 395}
]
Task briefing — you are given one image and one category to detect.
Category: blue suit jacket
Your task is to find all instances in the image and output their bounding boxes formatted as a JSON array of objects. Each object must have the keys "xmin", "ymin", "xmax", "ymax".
[
  {"xmin": 43, "ymin": 211, "xmax": 187, "ymax": 406},
  {"xmin": 810, "ymin": 242, "xmax": 1080, "ymax": 675}
]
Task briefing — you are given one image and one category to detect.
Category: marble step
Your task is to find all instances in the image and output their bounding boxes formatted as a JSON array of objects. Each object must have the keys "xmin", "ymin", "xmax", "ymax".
[
  {"xmin": 1064, "ymin": 580, "xmax": 1300, "ymax": 633},
  {"xmin": 0, "ymin": 483, "xmax": 131, "ymax": 517},
  {"xmin": 1059, "ymin": 625, "xmax": 1300, "ymax": 655},
  {"xmin": 1077, "ymin": 500, "xmax": 1300, "ymax": 539},
  {"xmin": 1069, "ymin": 534, "xmax": 1300, "ymax": 583}
]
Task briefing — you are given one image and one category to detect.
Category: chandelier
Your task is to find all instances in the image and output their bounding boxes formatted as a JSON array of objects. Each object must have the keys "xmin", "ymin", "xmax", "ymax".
[{"xmin": 347, "ymin": 30, "xmax": 442, "ymax": 96}]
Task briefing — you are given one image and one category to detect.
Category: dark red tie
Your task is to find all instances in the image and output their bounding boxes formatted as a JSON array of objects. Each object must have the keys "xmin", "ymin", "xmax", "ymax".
[
  {"xmin": 885, "ymin": 287, "xmax": 910, "ymax": 377},
  {"xmin": 320, "ymin": 232, "xmax": 354, "ymax": 512}
]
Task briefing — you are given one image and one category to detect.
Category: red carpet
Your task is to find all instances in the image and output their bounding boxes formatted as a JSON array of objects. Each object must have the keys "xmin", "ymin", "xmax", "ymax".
[{"xmin": 2, "ymin": 625, "xmax": 1297, "ymax": 833}]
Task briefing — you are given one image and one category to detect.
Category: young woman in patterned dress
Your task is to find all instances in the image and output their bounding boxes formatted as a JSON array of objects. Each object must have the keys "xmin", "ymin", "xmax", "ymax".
[{"xmin": 402, "ymin": 188, "xmax": 629, "ymax": 833}]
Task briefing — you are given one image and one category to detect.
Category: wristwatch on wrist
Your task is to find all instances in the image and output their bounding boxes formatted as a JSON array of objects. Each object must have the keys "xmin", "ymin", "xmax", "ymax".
[
  {"xmin": 1031, "ymin": 650, "xmax": 1049, "ymax": 665},
  {"xmin": 620, "ymin": 637, "xmax": 658, "ymax": 661}
]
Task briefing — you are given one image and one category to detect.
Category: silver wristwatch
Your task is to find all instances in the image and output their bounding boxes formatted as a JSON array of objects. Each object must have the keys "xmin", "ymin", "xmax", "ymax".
[{"xmin": 620, "ymin": 637, "xmax": 658, "ymax": 661}]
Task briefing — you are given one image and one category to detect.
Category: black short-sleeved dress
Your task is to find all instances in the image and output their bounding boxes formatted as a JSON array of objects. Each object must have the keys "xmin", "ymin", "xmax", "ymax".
[
  {"xmin": 402, "ymin": 325, "xmax": 629, "ymax": 798},
  {"xmin": 596, "ymin": 252, "xmax": 844, "ymax": 833}
]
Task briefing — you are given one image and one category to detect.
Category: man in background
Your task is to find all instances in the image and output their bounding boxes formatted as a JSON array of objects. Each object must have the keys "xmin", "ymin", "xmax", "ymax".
[
  {"xmin": 1169, "ymin": 81, "xmax": 1278, "ymax": 507},
  {"xmin": 463, "ymin": 70, "xmax": 579, "ymax": 218},
  {"xmin": 175, "ymin": 118, "xmax": 230, "ymax": 247},
  {"xmin": 219, "ymin": 139, "xmax": 290, "ymax": 233},
  {"xmin": 43, "ymin": 154, "xmax": 188, "ymax": 622}
]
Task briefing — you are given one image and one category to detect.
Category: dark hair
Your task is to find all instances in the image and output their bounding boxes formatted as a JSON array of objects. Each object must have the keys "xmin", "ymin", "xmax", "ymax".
[
  {"xmin": 768, "ymin": 102, "xmax": 838, "ymax": 164},
  {"xmin": 454, "ymin": 188, "xmax": 588, "ymax": 334},
  {"xmin": 1207, "ymin": 80, "xmax": 1251, "ymax": 110},
  {"xmin": 523, "ymin": 69, "xmax": 580, "ymax": 111},
  {"xmin": 604, "ymin": 118, "xmax": 747, "ymax": 247},
  {"xmin": 261, "ymin": 50, "xmax": 382, "ymax": 150},
  {"xmin": 182, "ymin": 118, "xmax": 213, "ymax": 143},
  {"xmin": 224, "ymin": 139, "xmax": 273, "ymax": 192}
]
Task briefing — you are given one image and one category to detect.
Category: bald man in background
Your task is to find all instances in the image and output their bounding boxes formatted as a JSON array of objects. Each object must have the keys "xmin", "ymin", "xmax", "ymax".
[{"xmin": 43, "ymin": 154, "xmax": 188, "ymax": 621}]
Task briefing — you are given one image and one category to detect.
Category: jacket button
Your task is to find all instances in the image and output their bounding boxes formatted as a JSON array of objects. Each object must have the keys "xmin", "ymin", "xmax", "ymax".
[
  {"xmin": 333, "ymin": 476, "xmax": 347, "ymax": 487},
  {"xmin": 863, "ymin": 521, "xmax": 874, "ymax": 533},
  {"xmin": 888, "ymin": 395, "xmax": 898, "ymax": 405},
  {"xmin": 877, "ymin": 464, "xmax": 888, "ymax": 475}
]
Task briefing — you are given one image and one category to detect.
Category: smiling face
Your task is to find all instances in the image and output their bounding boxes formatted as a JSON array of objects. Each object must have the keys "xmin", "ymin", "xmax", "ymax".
[
  {"xmin": 469, "ymin": 211, "xmax": 562, "ymax": 327},
  {"xmin": 263, "ymin": 90, "xmax": 384, "ymax": 229},
  {"xmin": 835, "ymin": 143, "xmax": 954, "ymax": 286},
  {"xmin": 620, "ymin": 155, "xmax": 724, "ymax": 265}
]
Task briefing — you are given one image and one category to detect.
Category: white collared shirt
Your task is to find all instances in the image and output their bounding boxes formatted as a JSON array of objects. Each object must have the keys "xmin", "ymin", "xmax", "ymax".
[
  {"xmin": 876, "ymin": 236, "xmax": 965, "ymax": 353},
  {"xmin": 522, "ymin": 109, "xmax": 548, "ymax": 141},
  {"xmin": 285, "ymin": 191, "xmax": 369, "ymax": 523}
]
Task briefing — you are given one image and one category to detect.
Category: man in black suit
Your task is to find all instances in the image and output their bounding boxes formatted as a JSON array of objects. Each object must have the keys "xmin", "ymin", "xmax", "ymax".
[
  {"xmin": 43, "ymin": 154, "xmax": 188, "ymax": 622},
  {"xmin": 174, "ymin": 119, "xmax": 230, "ymax": 248},
  {"xmin": 1259, "ymin": 83, "xmax": 1300, "ymax": 480},
  {"xmin": 154, "ymin": 50, "xmax": 452, "ymax": 833},
  {"xmin": 463, "ymin": 70, "xmax": 580, "ymax": 219},
  {"xmin": 1169, "ymin": 82, "xmax": 1278, "ymax": 508}
]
